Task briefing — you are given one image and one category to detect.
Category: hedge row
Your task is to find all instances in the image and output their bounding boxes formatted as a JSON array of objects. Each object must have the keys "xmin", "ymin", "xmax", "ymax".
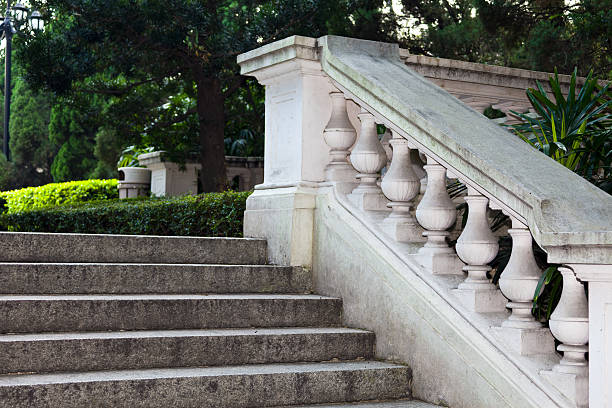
[
  {"xmin": 0, "ymin": 179, "xmax": 118, "ymax": 213},
  {"xmin": 0, "ymin": 191, "xmax": 251, "ymax": 237}
]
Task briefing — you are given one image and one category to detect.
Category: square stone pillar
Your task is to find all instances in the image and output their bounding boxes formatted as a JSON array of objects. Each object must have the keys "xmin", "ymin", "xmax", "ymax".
[
  {"xmin": 237, "ymin": 36, "xmax": 332, "ymax": 267},
  {"xmin": 138, "ymin": 151, "xmax": 201, "ymax": 197}
]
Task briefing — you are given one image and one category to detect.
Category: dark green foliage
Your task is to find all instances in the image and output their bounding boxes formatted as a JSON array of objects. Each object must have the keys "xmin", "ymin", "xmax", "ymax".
[
  {"xmin": 117, "ymin": 145, "xmax": 154, "ymax": 168},
  {"xmin": 14, "ymin": 0, "xmax": 394, "ymax": 191},
  {"xmin": 483, "ymin": 106, "xmax": 506, "ymax": 120},
  {"xmin": 510, "ymin": 68, "xmax": 612, "ymax": 193},
  {"xmin": 0, "ymin": 191, "xmax": 251, "ymax": 237},
  {"xmin": 0, "ymin": 179, "xmax": 118, "ymax": 213},
  {"xmin": 48, "ymin": 94, "xmax": 106, "ymax": 182},
  {"xmin": 0, "ymin": 74, "xmax": 56, "ymax": 190},
  {"xmin": 532, "ymin": 265, "xmax": 563, "ymax": 321},
  {"xmin": 403, "ymin": 0, "xmax": 612, "ymax": 79},
  {"xmin": 0, "ymin": 196, "xmax": 6, "ymax": 214},
  {"xmin": 0, "ymin": 153, "xmax": 16, "ymax": 191},
  {"xmin": 224, "ymin": 78, "xmax": 264, "ymax": 157}
]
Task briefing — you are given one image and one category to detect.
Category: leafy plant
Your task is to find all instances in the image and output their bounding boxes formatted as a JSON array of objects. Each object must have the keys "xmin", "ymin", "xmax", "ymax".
[
  {"xmin": 224, "ymin": 129, "xmax": 263, "ymax": 157},
  {"xmin": 117, "ymin": 146, "xmax": 155, "ymax": 168},
  {"xmin": 510, "ymin": 68, "xmax": 612, "ymax": 192},
  {"xmin": 532, "ymin": 265, "xmax": 563, "ymax": 321}
]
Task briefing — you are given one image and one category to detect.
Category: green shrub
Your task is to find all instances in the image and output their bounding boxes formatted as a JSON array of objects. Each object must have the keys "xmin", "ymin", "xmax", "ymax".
[
  {"xmin": 0, "ymin": 191, "xmax": 251, "ymax": 237},
  {"xmin": 0, "ymin": 196, "xmax": 6, "ymax": 214},
  {"xmin": 0, "ymin": 179, "xmax": 118, "ymax": 213}
]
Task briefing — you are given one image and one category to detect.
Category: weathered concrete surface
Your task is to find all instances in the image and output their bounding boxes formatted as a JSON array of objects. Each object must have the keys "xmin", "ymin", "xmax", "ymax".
[
  {"xmin": 0, "ymin": 294, "xmax": 342, "ymax": 333},
  {"xmin": 316, "ymin": 35, "xmax": 612, "ymax": 264},
  {"xmin": 0, "ymin": 361, "xmax": 411, "ymax": 408},
  {"xmin": 0, "ymin": 328, "xmax": 374, "ymax": 374},
  {"xmin": 0, "ymin": 263, "xmax": 311, "ymax": 294},
  {"xmin": 244, "ymin": 185, "xmax": 318, "ymax": 266},
  {"xmin": 0, "ymin": 232, "xmax": 267, "ymax": 264},
  {"xmin": 312, "ymin": 189, "xmax": 569, "ymax": 408},
  {"xmin": 289, "ymin": 401, "xmax": 440, "ymax": 407}
]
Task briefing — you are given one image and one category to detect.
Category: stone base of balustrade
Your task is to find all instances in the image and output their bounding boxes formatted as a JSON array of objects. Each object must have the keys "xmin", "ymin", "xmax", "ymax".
[
  {"xmin": 382, "ymin": 215, "xmax": 426, "ymax": 243},
  {"xmin": 348, "ymin": 189, "xmax": 390, "ymax": 212},
  {"xmin": 415, "ymin": 247, "xmax": 464, "ymax": 275},
  {"xmin": 452, "ymin": 286, "xmax": 507, "ymax": 312},
  {"xmin": 540, "ymin": 369, "xmax": 588, "ymax": 408},
  {"xmin": 491, "ymin": 326, "xmax": 555, "ymax": 356},
  {"xmin": 325, "ymin": 163, "xmax": 358, "ymax": 183}
]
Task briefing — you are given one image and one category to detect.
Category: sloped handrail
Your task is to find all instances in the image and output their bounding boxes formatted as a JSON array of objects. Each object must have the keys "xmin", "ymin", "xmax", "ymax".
[{"xmin": 318, "ymin": 35, "xmax": 612, "ymax": 265}]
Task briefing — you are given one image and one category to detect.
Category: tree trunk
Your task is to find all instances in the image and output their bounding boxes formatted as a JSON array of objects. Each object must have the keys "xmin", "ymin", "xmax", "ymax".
[{"xmin": 196, "ymin": 75, "xmax": 227, "ymax": 192}]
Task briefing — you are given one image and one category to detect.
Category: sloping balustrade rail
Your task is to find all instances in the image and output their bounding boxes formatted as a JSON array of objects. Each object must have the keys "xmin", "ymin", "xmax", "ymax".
[{"xmin": 238, "ymin": 35, "xmax": 612, "ymax": 408}]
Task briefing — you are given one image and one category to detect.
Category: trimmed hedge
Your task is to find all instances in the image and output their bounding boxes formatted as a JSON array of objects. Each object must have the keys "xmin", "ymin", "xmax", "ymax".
[
  {"xmin": 0, "ymin": 179, "xmax": 118, "ymax": 214},
  {"xmin": 0, "ymin": 191, "xmax": 251, "ymax": 237}
]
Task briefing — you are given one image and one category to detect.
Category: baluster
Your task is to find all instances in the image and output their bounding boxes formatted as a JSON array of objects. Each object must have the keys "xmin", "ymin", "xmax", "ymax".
[
  {"xmin": 323, "ymin": 91, "xmax": 358, "ymax": 182},
  {"xmin": 453, "ymin": 187, "xmax": 506, "ymax": 311},
  {"xmin": 414, "ymin": 156, "xmax": 464, "ymax": 274},
  {"xmin": 380, "ymin": 132, "xmax": 424, "ymax": 242},
  {"xmin": 347, "ymin": 109, "xmax": 388, "ymax": 211},
  {"xmin": 493, "ymin": 216, "xmax": 555, "ymax": 355},
  {"xmin": 542, "ymin": 266, "xmax": 589, "ymax": 407}
]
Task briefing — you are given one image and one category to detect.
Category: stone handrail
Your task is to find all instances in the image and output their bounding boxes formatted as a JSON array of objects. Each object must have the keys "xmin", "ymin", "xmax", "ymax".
[{"xmin": 316, "ymin": 36, "xmax": 611, "ymax": 265}]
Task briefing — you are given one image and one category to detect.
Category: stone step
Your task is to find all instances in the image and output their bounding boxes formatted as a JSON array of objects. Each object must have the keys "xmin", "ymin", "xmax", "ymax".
[
  {"xmin": 0, "ymin": 263, "xmax": 311, "ymax": 294},
  {"xmin": 0, "ymin": 232, "xmax": 267, "ymax": 264},
  {"xmin": 0, "ymin": 294, "xmax": 342, "ymax": 333},
  {"xmin": 0, "ymin": 327, "xmax": 374, "ymax": 374},
  {"xmin": 285, "ymin": 401, "xmax": 441, "ymax": 407},
  {"xmin": 0, "ymin": 361, "xmax": 411, "ymax": 407}
]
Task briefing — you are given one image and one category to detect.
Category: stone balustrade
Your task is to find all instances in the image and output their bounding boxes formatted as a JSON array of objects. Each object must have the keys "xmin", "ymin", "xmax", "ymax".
[{"xmin": 238, "ymin": 35, "xmax": 612, "ymax": 408}]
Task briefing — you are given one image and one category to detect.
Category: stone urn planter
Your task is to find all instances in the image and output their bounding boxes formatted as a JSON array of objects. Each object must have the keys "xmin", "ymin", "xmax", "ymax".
[{"xmin": 117, "ymin": 167, "xmax": 151, "ymax": 199}]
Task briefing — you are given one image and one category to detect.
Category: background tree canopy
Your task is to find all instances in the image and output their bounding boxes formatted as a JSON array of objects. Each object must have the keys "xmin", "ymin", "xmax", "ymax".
[{"xmin": 0, "ymin": 0, "xmax": 609, "ymax": 191}]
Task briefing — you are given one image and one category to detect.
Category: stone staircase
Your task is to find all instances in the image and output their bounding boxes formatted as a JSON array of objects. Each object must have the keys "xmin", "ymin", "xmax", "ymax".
[{"xmin": 0, "ymin": 232, "xmax": 435, "ymax": 407}]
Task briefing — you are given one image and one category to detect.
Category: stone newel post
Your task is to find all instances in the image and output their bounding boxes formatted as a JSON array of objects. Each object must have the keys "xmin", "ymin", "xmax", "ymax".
[{"xmin": 236, "ymin": 36, "xmax": 333, "ymax": 267}]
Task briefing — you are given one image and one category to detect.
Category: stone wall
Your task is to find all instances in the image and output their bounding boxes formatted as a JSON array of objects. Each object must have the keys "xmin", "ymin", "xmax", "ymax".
[{"xmin": 401, "ymin": 50, "xmax": 584, "ymax": 124}]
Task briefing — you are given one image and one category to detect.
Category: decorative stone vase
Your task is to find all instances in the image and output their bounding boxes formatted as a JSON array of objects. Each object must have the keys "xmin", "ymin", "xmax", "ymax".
[{"xmin": 117, "ymin": 167, "xmax": 151, "ymax": 199}]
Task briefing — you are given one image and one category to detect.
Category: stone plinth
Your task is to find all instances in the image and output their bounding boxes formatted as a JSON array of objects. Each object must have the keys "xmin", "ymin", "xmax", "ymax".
[{"xmin": 138, "ymin": 152, "xmax": 201, "ymax": 197}]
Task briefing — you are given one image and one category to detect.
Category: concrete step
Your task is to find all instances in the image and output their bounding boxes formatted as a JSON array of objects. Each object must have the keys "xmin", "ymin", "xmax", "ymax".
[
  {"xmin": 0, "ymin": 294, "xmax": 342, "ymax": 333},
  {"xmin": 0, "ymin": 263, "xmax": 311, "ymax": 294},
  {"xmin": 285, "ymin": 401, "xmax": 441, "ymax": 407},
  {"xmin": 286, "ymin": 400, "xmax": 440, "ymax": 408},
  {"xmin": 0, "ymin": 361, "xmax": 411, "ymax": 407},
  {"xmin": 0, "ymin": 327, "xmax": 374, "ymax": 374},
  {"xmin": 0, "ymin": 232, "xmax": 267, "ymax": 264}
]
